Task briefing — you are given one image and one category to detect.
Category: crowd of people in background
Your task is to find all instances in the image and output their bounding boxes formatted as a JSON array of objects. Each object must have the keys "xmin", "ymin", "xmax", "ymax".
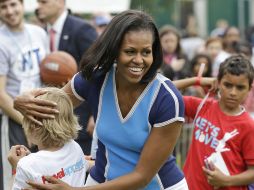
[
  {"xmin": 1, "ymin": 0, "xmax": 254, "ymax": 189},
  {"xmin": 158, "ymin": 19, "xmax": 254, "ymax": 117}
]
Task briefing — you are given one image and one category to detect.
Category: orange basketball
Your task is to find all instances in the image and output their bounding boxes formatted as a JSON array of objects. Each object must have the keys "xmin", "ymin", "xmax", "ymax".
[{"xmin": 40, "ymin": 51, "xmax": 78, "ymax": 86}]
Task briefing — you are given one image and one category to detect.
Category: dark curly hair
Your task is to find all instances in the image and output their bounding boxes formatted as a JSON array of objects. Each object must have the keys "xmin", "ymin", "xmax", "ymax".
[{"xmin": 218, "ymin": 54, "xmax": 254, "ymax": 87}]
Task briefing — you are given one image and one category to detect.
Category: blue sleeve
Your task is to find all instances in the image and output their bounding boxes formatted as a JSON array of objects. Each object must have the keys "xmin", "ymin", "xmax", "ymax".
[
  {"xmin": 149, "ymin": 79, "xmax": 185, "ymax": 127},
  {"xmin": 71, "ymin": 72, "xmax": 91, "ymax": 101},
  {"xmin": 71, "ymin": 71, "xmax": 105, "ymax": 119}
]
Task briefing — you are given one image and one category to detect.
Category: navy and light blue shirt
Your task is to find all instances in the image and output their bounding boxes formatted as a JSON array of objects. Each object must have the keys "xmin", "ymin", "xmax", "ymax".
[{"xmin": 71, "ymin": 65, "xmax": 185, "ymax": 190}]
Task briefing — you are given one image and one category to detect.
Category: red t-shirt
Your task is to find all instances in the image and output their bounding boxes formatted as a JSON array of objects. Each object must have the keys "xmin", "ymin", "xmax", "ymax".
[{"xmin": 183, "ymin": 96, "xmax": 254, "ymax": 190}]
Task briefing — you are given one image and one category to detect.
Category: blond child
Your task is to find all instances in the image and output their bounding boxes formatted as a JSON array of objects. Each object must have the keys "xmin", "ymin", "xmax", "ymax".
[{"xmin": 8, "ymin": 87, "xmax": 91, "ymax": 190}]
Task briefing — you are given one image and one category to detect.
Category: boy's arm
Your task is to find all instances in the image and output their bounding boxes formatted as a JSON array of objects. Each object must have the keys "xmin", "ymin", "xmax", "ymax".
[
  {"xmin": 0, "ymin": 75, "xmax": 23, "ymax": 125},
  {"xmin": 203, "ymin": 165, "xmax": 254, "ymax": 188},
  {"xmin": 173, "ymin": 77, "xmax": 217, "ymax": 90}
]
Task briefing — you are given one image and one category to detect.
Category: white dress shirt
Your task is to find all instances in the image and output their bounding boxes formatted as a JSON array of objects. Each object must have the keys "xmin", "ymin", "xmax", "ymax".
[{"xmin": 47, "ymin": 10, "xmax": 68, "ymax": 51}]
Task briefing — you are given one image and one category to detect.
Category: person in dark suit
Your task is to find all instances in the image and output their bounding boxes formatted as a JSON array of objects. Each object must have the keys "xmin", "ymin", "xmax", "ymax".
[
  {"xmin": 36, "ymin": 0, "xmax": 98, "ymax": 155},
  {"xmin": 58, "ymin": 15, "xmax": 97, "ymax": 63}
]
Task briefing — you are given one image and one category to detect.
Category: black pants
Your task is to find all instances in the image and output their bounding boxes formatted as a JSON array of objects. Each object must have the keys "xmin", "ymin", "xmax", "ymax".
[{"xmin": 0, "ymin": 115, "xmax": 28, "ymax": 190}]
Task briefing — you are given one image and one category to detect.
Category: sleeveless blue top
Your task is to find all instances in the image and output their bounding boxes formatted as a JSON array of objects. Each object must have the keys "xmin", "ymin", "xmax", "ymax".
[{"xmin": 72, "ymin": 65, "xmax": 185, "ymax": 189}]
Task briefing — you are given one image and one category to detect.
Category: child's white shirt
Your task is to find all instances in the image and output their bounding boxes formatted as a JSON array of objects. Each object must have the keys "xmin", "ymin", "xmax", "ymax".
[{"xmin": 12, "ymin": 140, "xmax": 89, "ymax": 190}]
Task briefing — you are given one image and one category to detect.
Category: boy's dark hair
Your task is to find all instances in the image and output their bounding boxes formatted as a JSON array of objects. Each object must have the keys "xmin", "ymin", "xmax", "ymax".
[
  {"xmin": 80, "ymin": 10, "xmax": 163, "ymax": 83},
  {"xmin": 218, "ymin": 54, "xmax": 254, "ymax": 87}
]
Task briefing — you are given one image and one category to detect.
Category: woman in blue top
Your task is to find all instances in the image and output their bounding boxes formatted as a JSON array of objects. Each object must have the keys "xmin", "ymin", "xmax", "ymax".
[{"xmin": 15, "ymin": 10, "xmax": 188, "ymax": 190}]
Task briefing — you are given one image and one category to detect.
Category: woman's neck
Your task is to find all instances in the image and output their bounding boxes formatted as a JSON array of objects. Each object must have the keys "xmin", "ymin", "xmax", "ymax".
[{"xmin": 116, "ymin": 73, "xmax": 146, "ymax": 93}]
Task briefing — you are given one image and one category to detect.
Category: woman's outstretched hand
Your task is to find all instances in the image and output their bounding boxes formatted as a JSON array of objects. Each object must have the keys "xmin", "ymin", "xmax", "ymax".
[
  {"xmin": 14, "ymin": 89, "xmax": 59, "ymax": 126},
  {"xmin": 23, "ymin": 176, "xmax": 73, "ymax": 190}
]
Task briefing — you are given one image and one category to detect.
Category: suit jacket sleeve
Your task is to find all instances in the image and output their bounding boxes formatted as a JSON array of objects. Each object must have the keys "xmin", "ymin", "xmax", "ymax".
[{"xmin": 75, "ymin": 23, "xmax": 97, "ymax": 60}]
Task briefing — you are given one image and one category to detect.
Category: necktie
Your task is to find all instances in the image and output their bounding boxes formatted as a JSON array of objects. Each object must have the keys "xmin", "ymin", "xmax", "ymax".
[{"xmin": 49, "ymin": 28, "xmax": 56, "ymax": 52}]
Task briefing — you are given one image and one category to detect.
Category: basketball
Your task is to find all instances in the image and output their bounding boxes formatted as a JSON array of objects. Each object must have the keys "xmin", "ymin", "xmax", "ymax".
[{"xmin": 40, "ymin": 51, "xmax": 78, "ymax": 86}]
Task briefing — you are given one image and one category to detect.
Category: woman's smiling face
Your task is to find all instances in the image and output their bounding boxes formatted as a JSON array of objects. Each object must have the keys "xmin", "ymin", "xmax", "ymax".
[{"xmin": 116, "ymin": 30, "xmax": 154, "ymax": 85}]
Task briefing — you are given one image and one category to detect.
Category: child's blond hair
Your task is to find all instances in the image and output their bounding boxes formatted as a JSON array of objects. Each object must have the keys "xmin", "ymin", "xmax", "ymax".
[{"xmin": 23, "ymin": 87, "xmax": 81, "ymax": 148}]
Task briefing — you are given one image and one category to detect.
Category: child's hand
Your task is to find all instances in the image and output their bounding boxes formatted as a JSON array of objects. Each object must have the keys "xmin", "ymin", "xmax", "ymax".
[
  {"xmin": 200, "ymin": 77, "xmax": 218, "ymax": 91},
  {"xmin": 202, "ymin": 162, "xmax": 230, "ymax": 188},
  {"xmin": 8, "ymin": 145, "xmax": 30, "ymax": 169}
]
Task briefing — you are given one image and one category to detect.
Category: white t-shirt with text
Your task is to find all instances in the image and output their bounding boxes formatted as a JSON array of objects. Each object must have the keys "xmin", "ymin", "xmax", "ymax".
[{"xmin": 12, "ymin": 140, "xmax": 89, "ymax": 190}]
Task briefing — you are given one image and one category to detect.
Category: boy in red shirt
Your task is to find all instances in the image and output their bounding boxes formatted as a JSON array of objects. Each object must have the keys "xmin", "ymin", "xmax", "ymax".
[{"xmin": 174, "ymin": 55, "xmax": 254, "ymax": 190}]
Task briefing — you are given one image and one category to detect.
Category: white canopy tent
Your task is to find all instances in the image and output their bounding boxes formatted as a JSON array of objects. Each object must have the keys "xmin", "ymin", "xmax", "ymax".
[{"xmin": 24, "ymin": 0, "xmax": 131, "ymax": 13}]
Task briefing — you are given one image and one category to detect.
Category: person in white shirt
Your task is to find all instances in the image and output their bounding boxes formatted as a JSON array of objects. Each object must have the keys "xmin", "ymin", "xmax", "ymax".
[
  {"xmin": 8, "ymin": 87, "xmax": 92, "ymax": 190},
  {"xmin": 0, "ymin": 0, "xmax": 48, "ymax": 189}
]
